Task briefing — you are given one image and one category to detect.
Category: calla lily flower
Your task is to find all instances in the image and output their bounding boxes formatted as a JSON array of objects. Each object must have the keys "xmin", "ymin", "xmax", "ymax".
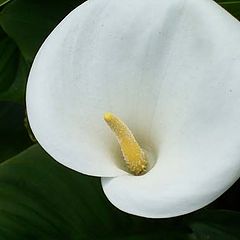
[{"xmin": 26, "ymin": 0, "xmax": 240, "ymax": 218}]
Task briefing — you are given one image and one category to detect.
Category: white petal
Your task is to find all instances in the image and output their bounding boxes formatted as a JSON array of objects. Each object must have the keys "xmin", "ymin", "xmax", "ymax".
[
  {"xmin": 99, "ymin": 0, "xmax": 240, "ymax": 218},
  {"xmin": 26, "ymin": 0, "xmax": 131, "ymax": 177},
  {"xmin": 27, "ymin": 0, "xmax": 240, "ymax": 216}
]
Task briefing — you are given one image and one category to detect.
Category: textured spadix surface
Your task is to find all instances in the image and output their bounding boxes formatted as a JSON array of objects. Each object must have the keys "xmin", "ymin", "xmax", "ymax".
[{"xmin": 27, "ymin": 0, "xmax": 240, "ymax": 218}]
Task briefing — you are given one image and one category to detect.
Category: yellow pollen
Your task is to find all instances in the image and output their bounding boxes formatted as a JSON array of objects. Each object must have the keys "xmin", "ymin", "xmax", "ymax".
[{"xmin": 104, "ymin": 112, "xmax": 148, "ymax": 175}]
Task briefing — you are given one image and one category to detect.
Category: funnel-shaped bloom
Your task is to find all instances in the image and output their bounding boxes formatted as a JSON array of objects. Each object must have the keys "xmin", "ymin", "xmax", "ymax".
[{"xmin": 26, "ymin": 0, "xmax": 240, "ymax": 218}]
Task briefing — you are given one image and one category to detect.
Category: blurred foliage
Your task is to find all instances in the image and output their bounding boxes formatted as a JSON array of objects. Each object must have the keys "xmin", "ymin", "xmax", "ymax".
[
  {"xmin": 0, "ymin": 0, "xmax": 11, "ymax": 8},
  {"xmin": 0, "ymin": 145, "xmax": 239, "ymax": 239},
  {"xmin": 0, "ymin": 0, "xmax": 85, "ymax": 62},
  {"xmin": 0, "ymin": 145, "xmax": 191, "ymax": 239},
  {"xmin": 186, "ymin": 210, "xmax": 240, "ymax": 240},
  {"xmin": 0, "ymin": 101, "xmax": 32, "ymax": 162},
  {"xmin": 0, "ymin": 0, "xmax": 239, "ymax": 239},
  {"xmin": 0, "ymin": 27, "xmax": 29, "ymax": 103},
  {"xmin": 217, "ymin": 0, "xmax": 240, "ymax": 20}
]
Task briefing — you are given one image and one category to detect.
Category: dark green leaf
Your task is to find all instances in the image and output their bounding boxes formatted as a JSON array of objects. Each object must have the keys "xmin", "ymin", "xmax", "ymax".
[
  {"xmin": 209, "ymin": 179, "xmax": 240, "ymax": 211},
  {"xmin": 216, "ymin": 0, "xmax": 240, "ymax": 3},
  {"xmin": 0, "ymin": 27, "xmax": 30, "ymax": 103},
  {"xmin": 0, "ymin": 0, "xmax": 86, "ymax": 63},
  {"xmin": 0, "ymin": 101, "xmax": 32, "ymax": 162},
  {"xmin": 0, "ymin": 145, "xmax": 240, "ymax": 239},
  {"xmin": 0, "ymin": 144, "xmax": 193, "ymax": 239},
  {"xmin": 0, "ymin": 0, "xmax": 11, "ymax": 8},
  {"xmin": 185, "ymin": 210, "xmax": 240, "ymax": 240},
  {"xmin": 215, "ymin": 1, "xmax": 240, "ymax": 20},
  {"xmin": 0, "ymin": 27, "xmax": 18, "ymax": 93}
]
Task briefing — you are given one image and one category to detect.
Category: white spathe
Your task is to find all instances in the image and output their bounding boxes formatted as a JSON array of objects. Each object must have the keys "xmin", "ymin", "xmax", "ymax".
[{"xmin": 26, "ymin": 0, "xmax": 240, "ymax": 218}]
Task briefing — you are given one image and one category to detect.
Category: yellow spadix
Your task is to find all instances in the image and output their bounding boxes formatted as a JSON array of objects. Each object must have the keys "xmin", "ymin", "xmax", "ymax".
[{"xmin": 104, "ymin": 112, "xmax": 148, "ymax": 175}]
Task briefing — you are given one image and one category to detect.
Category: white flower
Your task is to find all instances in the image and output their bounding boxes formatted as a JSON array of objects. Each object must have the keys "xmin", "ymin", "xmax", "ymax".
[{"xmin": 26, "ymin": 0, "xmax": 240, "ymax": 218}]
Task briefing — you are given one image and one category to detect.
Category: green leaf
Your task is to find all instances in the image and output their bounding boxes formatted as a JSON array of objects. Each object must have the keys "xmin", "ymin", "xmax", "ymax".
[
  {"xmin": 0, "ymin": 101, "xmax": 32, "ymax": 162},
  {"xmin": 0, "ymin": 145, "xmax": 119, "ymax": 239},
  {"xmin": 217, "ymin": 0, "xmax": 240, "ymax": 3},
  {"xmin": 0, "ymin": 28, "xmax": 18, "ymax": 93},
  {"xmin": 0, "ymin": 145, "xmax": 240, "ymax": 239},
  {"xmin": 185, "ymin": 210, "xmax": 240, "ymax": 240},
  {"xmin": 209, "ymin": 179, "xmax": 240, "ymax": 211},
  {"xmin": 0, "ymin": 0, "xmax": 239, "ymax": 62},
  {"xmin": 0, "ymin": 144, "xmax": 194, "ymax": 239},
  {"xmin": 0, "ymin": 27, "xmax": 30, "ymax": 103},
  {"xmin": 215, "ymin": 0, "xmax": 240, "ymax": 20},
  {"xmin": 0, "ymin": 0, "xmax": 86, "ymax": 63},
  {"xmin": 0, "ymin": 0, "xmax": 11, "ymax": 8}
]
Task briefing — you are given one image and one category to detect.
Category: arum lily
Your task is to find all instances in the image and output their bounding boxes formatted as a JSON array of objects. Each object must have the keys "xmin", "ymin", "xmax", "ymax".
[{"xmin": 26, "ymin": 0, "xmax": 240, "ymax": 218}]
